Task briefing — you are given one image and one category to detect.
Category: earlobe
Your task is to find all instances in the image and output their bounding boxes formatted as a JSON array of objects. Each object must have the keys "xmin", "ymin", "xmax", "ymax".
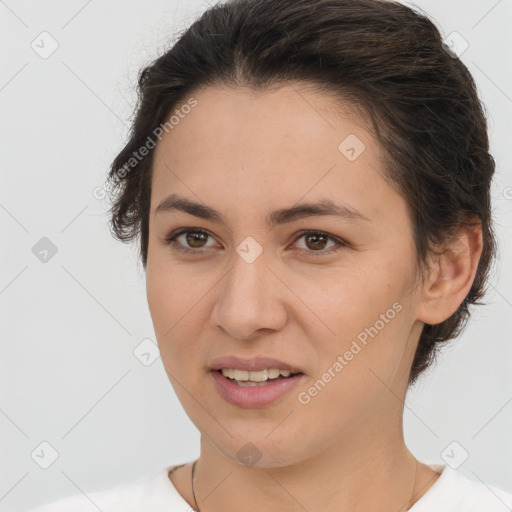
[{"xmin": 417, "ymin": 222, "xmax": 483, "ymax": 326}]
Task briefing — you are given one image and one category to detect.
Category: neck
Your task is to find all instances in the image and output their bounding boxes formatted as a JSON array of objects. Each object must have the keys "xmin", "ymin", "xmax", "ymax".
[{"xmin": 192, "ymin": 407, "xmax": 425, "ymax": 512}]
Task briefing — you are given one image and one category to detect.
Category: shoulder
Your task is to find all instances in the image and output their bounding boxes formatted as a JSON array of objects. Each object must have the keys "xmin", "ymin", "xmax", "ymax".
[
  {"xmin": 27, "ymin": 464, "xmax": 193, "ymax": 512},
  {"xmin": 412, "ymin": 464, "xmax": 512, "ymax": 511}
]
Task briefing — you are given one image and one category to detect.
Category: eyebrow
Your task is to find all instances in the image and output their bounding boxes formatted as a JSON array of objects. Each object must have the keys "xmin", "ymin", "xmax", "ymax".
[{"xmin": 155, "ymin": 193, "xmax": 370, "ymax": 227}]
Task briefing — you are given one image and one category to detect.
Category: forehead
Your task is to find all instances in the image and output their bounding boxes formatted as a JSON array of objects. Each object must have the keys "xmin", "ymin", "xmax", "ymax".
[
  {"xmin": 154, "ymin": 83, "xmax": 373, "ymax": 164},
  {"xmin": 150, "ymin": 84, "xmax": 403, "ymax": 229}
]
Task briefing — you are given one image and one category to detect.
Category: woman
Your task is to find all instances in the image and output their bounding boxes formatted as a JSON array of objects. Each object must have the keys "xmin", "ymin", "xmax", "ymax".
[{"xmin": 31, "ymin": 0, "xmax": 512, "ymax": 510}]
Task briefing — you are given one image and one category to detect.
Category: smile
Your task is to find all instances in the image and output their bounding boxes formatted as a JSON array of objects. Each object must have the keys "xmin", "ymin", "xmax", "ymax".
[
  {"xmin": 211, "ymin": 369, "xmax": 306, "ymax": 407},
  {"xmin": 220, "ymin": 368, "xmax": 300, "ymax": 385}
]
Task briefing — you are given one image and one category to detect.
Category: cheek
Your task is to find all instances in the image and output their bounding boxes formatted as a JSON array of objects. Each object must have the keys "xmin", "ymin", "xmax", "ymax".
[
  {"xmin": 309, "ymin": 261, "xmax": 415, "ymax": 375},
  {"xmin": 297, "ymin": 305, "xmax": 411, "ymax": 432},
  {"xmin": 310, "ymin": 264, "xmax": 405, "ymax": 330},
  {"xmin": 146, "ymin": 269, "xmax": 174, "ymax": 333},
  {"xmin": 145, "ymin": 262, "xmax": 212, "ymax": 376},
  {"xmin": 146, "ymin": 260, "xmax": 202, "ymax": 329},
  {"xmin": 146, "ymin": 267, "xmax": 185, "ymax": 358}
]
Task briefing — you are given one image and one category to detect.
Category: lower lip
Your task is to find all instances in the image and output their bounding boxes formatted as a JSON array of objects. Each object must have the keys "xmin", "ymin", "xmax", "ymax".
[{"xmin": 210, "ymin": 370, "xmax": 306, "ymax": 408}]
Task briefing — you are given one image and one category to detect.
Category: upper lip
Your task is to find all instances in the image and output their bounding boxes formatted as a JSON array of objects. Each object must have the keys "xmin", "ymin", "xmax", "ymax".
[{"xmin": 209, "ymin": 356, "xmax": 304, "ymax": 374}]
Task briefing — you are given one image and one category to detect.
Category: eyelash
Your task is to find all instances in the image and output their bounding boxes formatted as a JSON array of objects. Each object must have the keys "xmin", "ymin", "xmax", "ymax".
[{"xmin": 164, "ymin": 228, "xmax": 347, "ymax": 257}]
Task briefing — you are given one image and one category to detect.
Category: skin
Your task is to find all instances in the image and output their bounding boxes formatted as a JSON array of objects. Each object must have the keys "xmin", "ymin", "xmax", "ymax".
[{"xmin": 145, "ymin": 83, "xmax": 483, "ymax": 511}]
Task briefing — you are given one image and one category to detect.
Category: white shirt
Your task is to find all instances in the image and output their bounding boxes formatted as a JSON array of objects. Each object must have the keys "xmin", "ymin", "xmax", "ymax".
[{"xmin": 28, "ymin": 462, "xmax": 512, "ymax": 511}]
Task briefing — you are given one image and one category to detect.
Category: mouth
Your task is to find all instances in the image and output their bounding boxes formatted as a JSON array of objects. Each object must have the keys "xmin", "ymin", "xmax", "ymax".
[
  {"xmin": 208, "ymin": 356, "xmax": 306, "ymax": 407},
  {"xmin": 215, "ymin": 368, "xmax": 304, "ymax": 387}
]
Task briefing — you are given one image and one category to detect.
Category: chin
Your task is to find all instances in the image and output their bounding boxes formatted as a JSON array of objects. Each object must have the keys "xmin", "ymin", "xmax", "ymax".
[{"xmin": 209, "ymin": 432, "xmax": 309, "ymax": 470}]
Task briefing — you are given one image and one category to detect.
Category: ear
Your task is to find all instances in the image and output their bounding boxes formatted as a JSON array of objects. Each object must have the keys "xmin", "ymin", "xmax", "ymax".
[{"xmin": 416, "ymin": 221, "xmax": 484, "ymax": 325}]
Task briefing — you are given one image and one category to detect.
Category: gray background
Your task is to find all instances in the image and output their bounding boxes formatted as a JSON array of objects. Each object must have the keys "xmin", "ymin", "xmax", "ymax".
[{"xmin": 1, "ymin": 0, "xmax": 511, "ymax": 510}]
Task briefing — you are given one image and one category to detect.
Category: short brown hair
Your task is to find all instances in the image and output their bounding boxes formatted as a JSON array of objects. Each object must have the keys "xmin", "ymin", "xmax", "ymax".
[{"xmin": 106, "ymin": 0, "xmax": 497, "ymax": 385}]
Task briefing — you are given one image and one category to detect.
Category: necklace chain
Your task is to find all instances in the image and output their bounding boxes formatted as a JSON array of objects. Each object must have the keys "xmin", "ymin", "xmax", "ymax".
[
  {"xmin": 190, "ymin": 458, "xmax": 418, "ymax": 512},
  {"xmin": 191, "ymin": 460, "xmax": 199, "ymax": 512}
]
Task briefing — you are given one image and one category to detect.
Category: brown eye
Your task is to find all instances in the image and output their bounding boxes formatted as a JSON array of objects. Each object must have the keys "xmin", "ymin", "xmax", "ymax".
[
  {"xmin": 290, "ymin": 230, "xmax": 348, "ymax": 257},
  {"xmin": 165, "ymin": 228, "xmax": 218, "ymax": 254},
  {"xmin": 293, "ymin": 231, "xmax": 343, "ymax": 255},
  {"xmin": 304, "ymin": 233, "xmax": 329, "ymax": 251},
  {"xmin": 165, "ymin": 228, "xmax": 346, "ymax": 257},
  {"xmin": 185, "ymin": 231, "xmax": 209, "ymax": 248}
]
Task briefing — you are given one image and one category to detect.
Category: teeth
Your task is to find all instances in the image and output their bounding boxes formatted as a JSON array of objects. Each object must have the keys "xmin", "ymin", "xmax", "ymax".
[
  {"xmin": 267, "ymin": 369, "xmax": 280, "ymax": 379},
  {"xmin": 221, "ymin": 368, "xmax": 235, "ymax": 379},
  {"xmin": 233, "ymin": 369, "xmax": 250, "ymax": 381},
  {"xmin": 249, "ymin": 369, "xmax": 268, "ymax": 382},
  {"xmin": 220, "ymin": 368, "xmax": 295, "ymax": 382}
]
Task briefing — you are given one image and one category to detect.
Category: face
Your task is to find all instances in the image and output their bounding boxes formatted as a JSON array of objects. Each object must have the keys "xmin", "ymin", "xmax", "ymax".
[{"xmin": 146, "ymin": 84, "xmax": 424, "ymax": 467}]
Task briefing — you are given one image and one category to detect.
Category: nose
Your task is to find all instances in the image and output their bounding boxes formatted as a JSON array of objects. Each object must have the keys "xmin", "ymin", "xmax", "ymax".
[{"xmin": 210, "ymin": 248, "xmax": 288, "ymax": 341}]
